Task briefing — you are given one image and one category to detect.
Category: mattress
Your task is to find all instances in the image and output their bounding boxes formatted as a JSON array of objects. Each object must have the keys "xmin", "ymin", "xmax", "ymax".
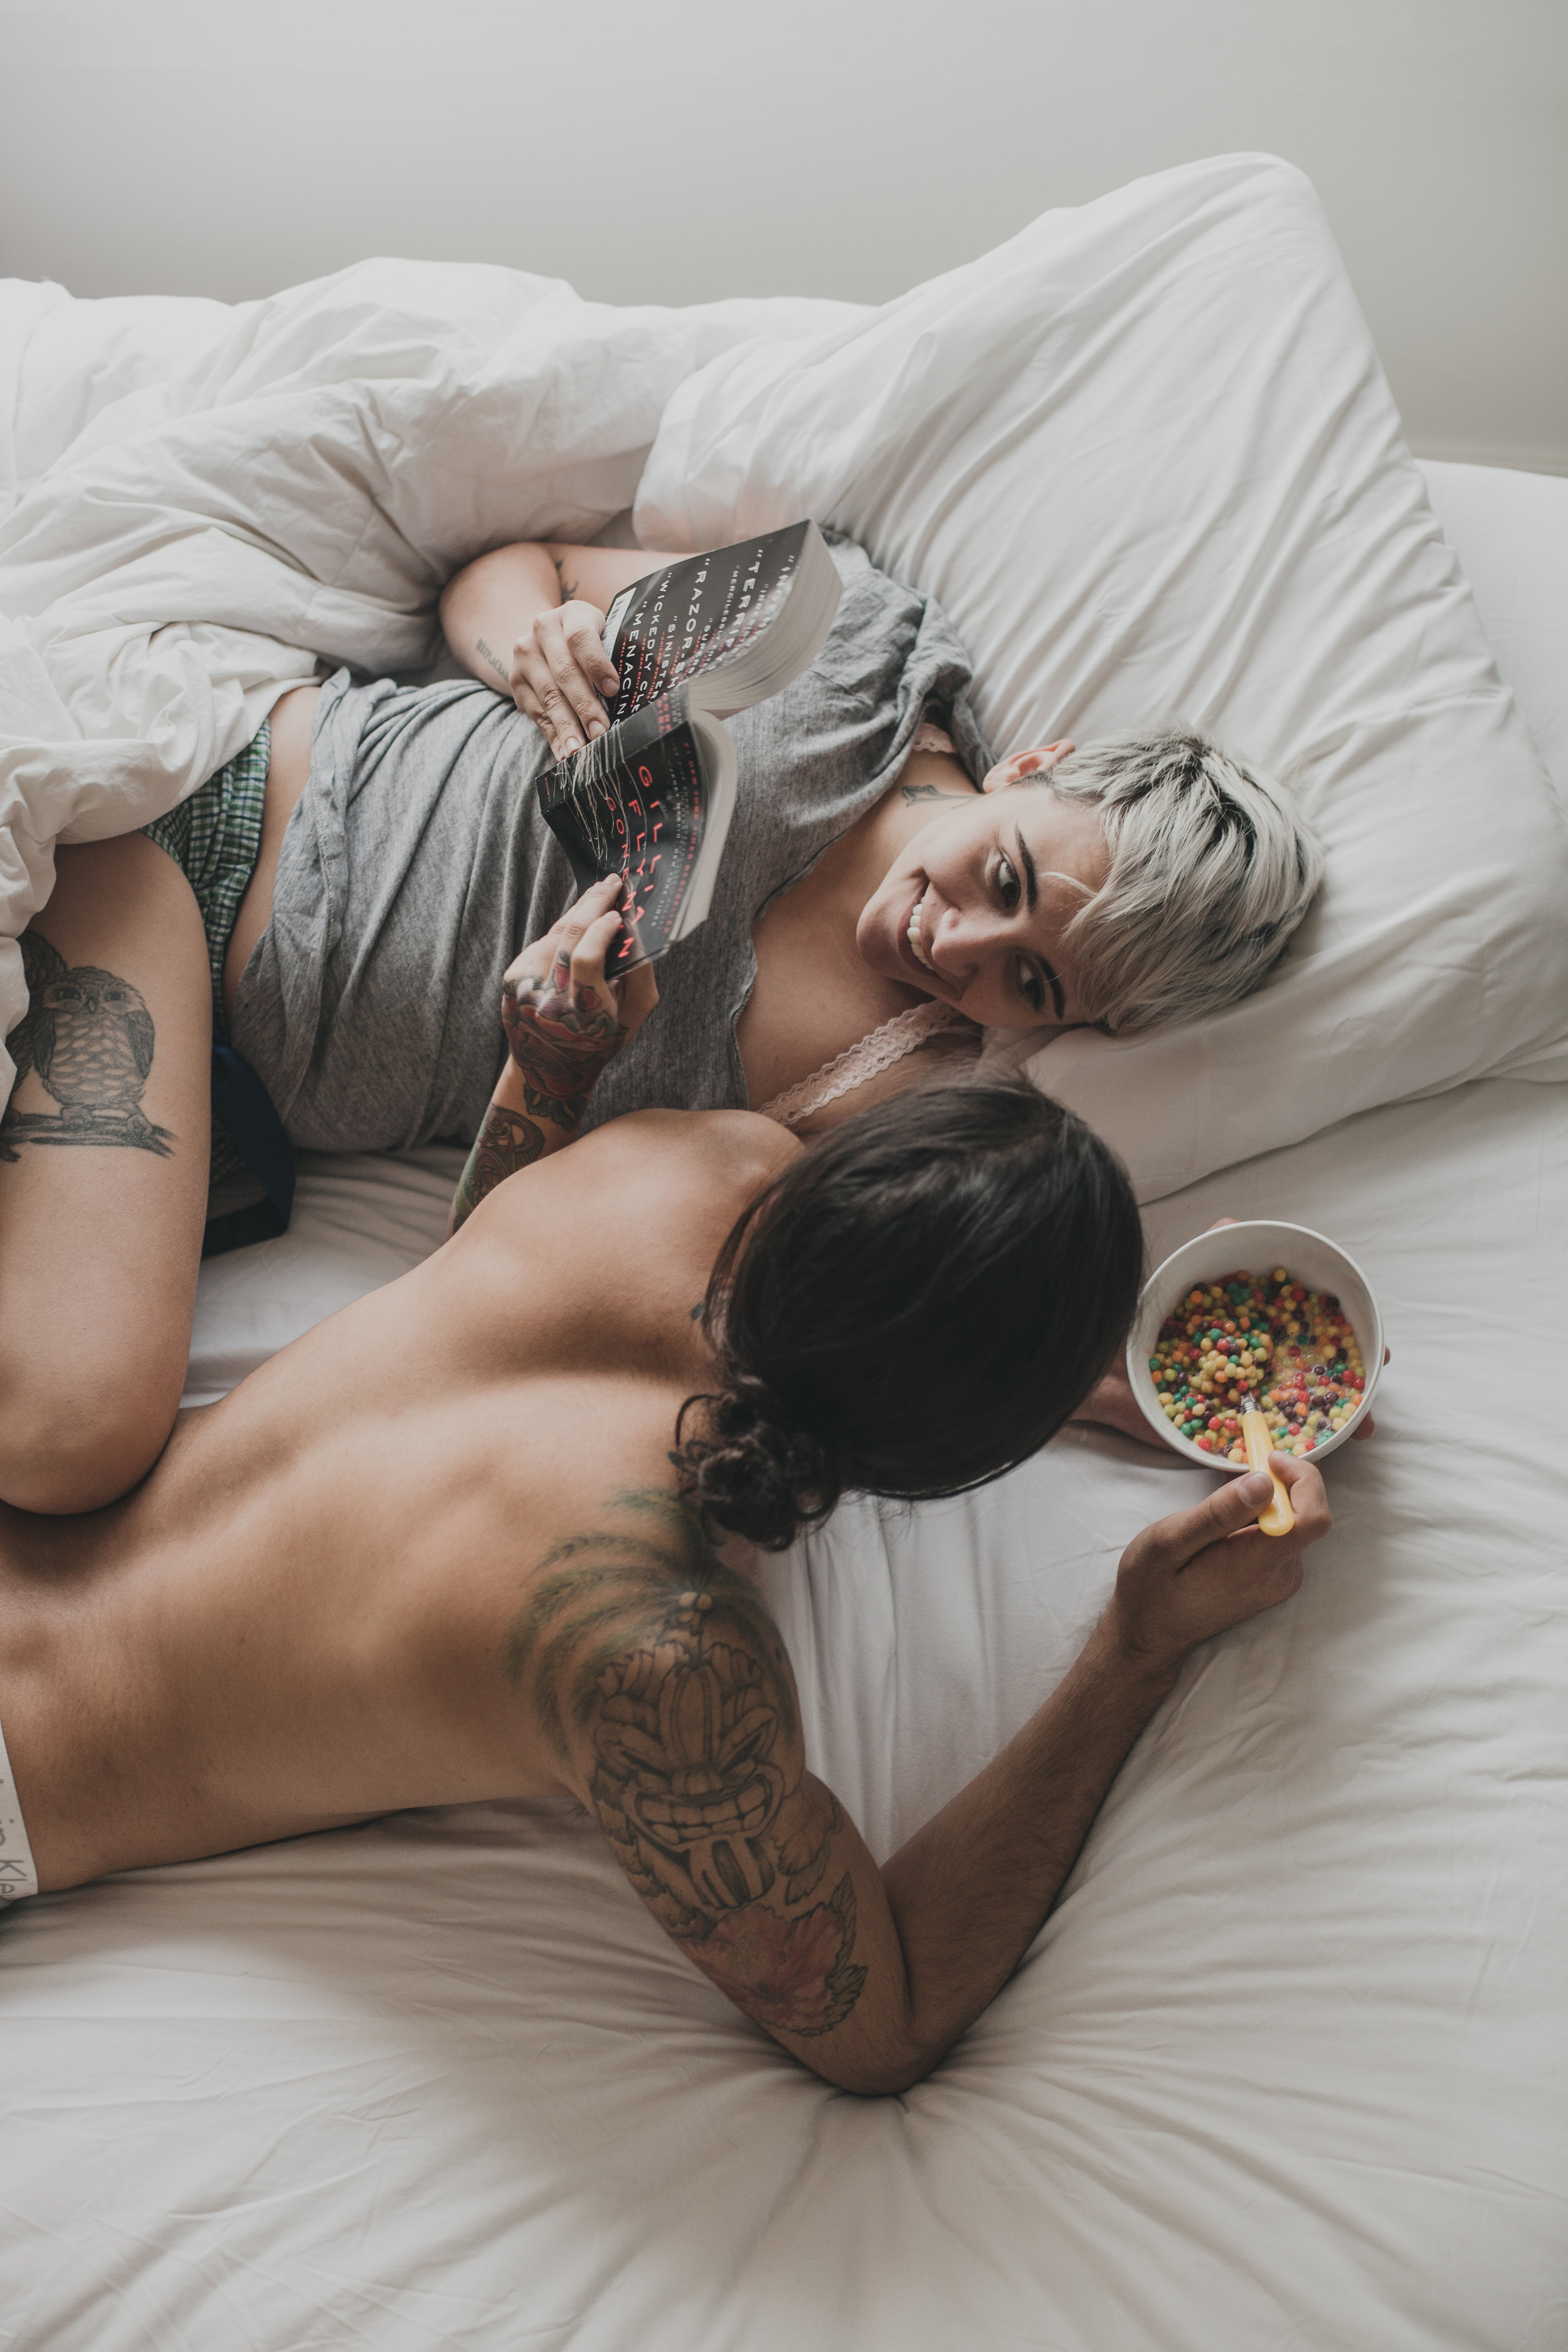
[{"xmin": 3, "ymin": 464, "xmax": 1564, "ymax": 2351}]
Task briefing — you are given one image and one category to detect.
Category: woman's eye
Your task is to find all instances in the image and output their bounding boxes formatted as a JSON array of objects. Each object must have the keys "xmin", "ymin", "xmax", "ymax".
[
  {"xmin": 1017, "ymin": 961, "xmax": 1045, "ymax": 1015},
  {"xmin": 995, "ymin": 854, "xmax": 1020, "ymax": 911}
]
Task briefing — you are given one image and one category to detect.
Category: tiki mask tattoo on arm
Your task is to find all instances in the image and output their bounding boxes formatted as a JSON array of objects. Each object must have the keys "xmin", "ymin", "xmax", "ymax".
[
  {"xmin": 1, "ymin": 928, "xmax": 173, "ymax": 1162},
  {"xmin": 507, "ymin": 1493, "xmax": 868, "ymax": 2040}
]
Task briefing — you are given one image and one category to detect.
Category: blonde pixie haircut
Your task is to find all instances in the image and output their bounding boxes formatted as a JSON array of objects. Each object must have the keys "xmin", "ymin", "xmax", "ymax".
[{"xmin": 1037, "ymin": 730, "xmax": 1323, "ymax": 1034}]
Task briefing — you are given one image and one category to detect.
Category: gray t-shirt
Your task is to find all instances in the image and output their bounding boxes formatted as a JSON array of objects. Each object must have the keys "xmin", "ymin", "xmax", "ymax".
[{"xmin": 231, "ymin": 534, "xmax": 991, "ymax": 1153}]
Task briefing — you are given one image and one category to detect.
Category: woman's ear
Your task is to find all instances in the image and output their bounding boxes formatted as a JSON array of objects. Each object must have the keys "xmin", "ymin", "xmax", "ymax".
[{"xmin": 981, "ymin": 739, "xmax": 1075, "ymax": 794}]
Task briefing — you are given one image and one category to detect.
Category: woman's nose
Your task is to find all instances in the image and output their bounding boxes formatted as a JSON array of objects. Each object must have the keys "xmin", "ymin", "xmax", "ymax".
[{"xmin": 929, "ymin": 900, "xmax": 1001, "ymax": 985}]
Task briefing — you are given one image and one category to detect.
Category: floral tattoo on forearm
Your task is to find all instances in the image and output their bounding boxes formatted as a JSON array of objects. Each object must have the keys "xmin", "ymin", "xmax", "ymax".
[
  {"xmin": 448, "ymin": 945, "xmax": 629, "ymax": 1230},
  {"xmin": 507, "ymin": 1493, "xmax": 868, "ymax": 2040},
  {"xmin": 500, "ymin": 953, "xmax": 627, "ymax": 1132}
]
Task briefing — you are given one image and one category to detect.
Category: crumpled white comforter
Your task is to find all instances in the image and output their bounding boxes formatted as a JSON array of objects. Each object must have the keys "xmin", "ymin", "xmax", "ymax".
[{"xmin": 0, "ymin": 262, "xmax": 859, "ymax": 1099}]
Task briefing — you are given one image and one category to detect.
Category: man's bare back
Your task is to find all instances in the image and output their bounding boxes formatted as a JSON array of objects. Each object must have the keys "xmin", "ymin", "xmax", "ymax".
[
  {"xmin": 0, "ymin": 1078, "xmax": 1330, "ymax": 2094},
  {"xmin": 1, "ymin": 1110, "xmax": 793, "ymax": 1890}
]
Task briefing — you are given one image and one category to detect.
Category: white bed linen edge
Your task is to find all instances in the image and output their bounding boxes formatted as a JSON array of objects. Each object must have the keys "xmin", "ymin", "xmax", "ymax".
[{"xmin": 1420, "ymin": 458, "xmax": 1568, "ymax": 807}]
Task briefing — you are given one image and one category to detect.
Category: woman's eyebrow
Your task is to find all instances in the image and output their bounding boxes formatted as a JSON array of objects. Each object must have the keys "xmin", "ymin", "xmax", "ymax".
[
  {"xmin": 1014, "ymin": 825, "xmax": 1066, "ymax": 1017},
  {"xmin": 1014, "ymin": 825, "xmax": 1039, "ymax": 914}
]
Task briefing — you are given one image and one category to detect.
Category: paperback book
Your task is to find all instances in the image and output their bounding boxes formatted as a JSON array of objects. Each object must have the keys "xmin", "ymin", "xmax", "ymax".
[{"xmin": 538, "ymin": 521, "xmax": 841, "ymax": 970}]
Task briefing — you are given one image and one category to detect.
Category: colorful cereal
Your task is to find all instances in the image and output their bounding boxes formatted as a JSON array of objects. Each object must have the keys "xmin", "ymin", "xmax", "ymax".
[{"xmin": 1147, "ymin": 1267, "xmax": 1365, "ymax": 1462}]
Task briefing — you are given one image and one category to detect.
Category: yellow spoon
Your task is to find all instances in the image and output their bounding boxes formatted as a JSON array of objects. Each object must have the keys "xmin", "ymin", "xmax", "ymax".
[{"xmin": 1239, "ymin": 1394, "xmax": 1295, "ymax": 1537}]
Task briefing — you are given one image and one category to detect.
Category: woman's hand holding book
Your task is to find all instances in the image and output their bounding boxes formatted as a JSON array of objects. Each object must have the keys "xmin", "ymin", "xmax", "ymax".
[
  {"xmin": 509, "ymin": 600, "xmax": 621, "ymax": 758},
  {"xmin": 447, "ymin": 877, "xmax": 658, "ymax": 1236},
  {"xmin": 501, "ymin": 875, "xmax": 659, "ymax": 1114}
]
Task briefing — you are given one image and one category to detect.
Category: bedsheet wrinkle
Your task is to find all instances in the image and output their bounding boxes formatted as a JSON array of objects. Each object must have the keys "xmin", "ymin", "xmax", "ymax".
[{"xmin": 6, "ymin": 1073, "xmax": 1561, "ymax": 2352}]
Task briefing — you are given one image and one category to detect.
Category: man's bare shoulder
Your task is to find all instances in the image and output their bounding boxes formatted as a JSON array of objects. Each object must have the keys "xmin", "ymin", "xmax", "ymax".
[
  {"xmin": 589, "ymin": 1108, "xmax": 801, "ymax": 1189},
  {"xmin": 475, "ymin": 1108, "xmax": 799, "ymax": 1246},
  {"xmin": 503, "ymin": 1484, "xmax": 793, "ymax": 1769},
  {"xmin": 436, "ymin": 1110, "xmax": 800, "ymax": 1370}
]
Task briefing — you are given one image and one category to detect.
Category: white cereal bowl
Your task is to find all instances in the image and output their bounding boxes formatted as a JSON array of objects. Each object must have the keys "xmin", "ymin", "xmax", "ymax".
[{"xmin": 1125, "ymin": 1219, "xmax": 1385, "ymax": 1472}]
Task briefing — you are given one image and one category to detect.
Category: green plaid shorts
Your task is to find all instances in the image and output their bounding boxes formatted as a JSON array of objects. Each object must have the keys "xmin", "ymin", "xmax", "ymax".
[{"xmin": 142, "ymin": 721, "xmax": 270, "ymax": 1183}]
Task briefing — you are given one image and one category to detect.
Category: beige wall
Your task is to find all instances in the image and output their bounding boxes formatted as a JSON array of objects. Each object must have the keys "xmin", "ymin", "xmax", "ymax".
[{"xmin": 2, "ymin": 0, "xmax": 1563, "ymax": 472}]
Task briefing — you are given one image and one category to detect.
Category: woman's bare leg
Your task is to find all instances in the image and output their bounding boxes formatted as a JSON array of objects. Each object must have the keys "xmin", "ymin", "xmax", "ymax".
[
  {"xmin": 0, "ymin": 834, "xmax": 211, "ymax": 1512},
  {"xmin": 223, "ymin": 684, "xmax": 319, "ymax": 1019}
]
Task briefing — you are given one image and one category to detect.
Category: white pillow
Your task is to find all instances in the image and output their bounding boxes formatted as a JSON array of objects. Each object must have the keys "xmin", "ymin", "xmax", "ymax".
[
  {"xmin": 1418, "ymin": 459, "xmax": 1568, "ymax": 810},
  {"xmin": 635, "ymin": 155, "xmax": 1568, "ymax": 1200}
]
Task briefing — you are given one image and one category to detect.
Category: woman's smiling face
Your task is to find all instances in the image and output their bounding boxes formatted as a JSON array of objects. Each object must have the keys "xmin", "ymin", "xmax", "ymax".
[{"xmin": 854, "ymin": 746, "xmax": 1110, "ymax": 1031}]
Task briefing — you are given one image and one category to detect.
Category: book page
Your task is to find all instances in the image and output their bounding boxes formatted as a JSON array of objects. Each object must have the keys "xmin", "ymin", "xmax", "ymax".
[{"xmin": 602, "ymin": 524, "xmax": 809, "ymax": 723}]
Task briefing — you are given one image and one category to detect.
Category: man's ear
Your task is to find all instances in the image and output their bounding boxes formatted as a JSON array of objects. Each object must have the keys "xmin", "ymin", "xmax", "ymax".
[{"xmin": 981, "ymin": 739, "xmax": 1074, "ymax": 794}]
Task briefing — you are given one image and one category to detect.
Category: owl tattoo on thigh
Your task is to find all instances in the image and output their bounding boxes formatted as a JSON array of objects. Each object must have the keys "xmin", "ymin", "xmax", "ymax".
[{"xmin": 1, "ymin": 930, "xmax": 173, "ymax": 1159}]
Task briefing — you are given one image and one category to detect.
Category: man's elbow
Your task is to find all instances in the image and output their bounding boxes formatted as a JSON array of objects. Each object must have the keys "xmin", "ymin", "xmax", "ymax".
[
  {"xmin": 773, "ymin": 1970, "xmax": 960, "ymax": 2096},
  {"xmin": 793, "ymin": 2036, "xmax": 943, "ymax": 2099},
  {"xmin": 840, "ymin": 2060, "xmax": 934, "ymax": 2099}
]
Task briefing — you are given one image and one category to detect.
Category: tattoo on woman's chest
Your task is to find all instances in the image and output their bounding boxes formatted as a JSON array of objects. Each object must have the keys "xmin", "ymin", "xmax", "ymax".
[{"xmin": 900, "ymin": 781, "xmax": 973, "ymax": 806}]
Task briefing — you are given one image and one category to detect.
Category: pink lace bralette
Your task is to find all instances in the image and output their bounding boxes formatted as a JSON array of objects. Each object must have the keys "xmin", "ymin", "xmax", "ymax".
[{"xmin": 756, "ymin": 719, "xmax": 973, "ymax": 1131}]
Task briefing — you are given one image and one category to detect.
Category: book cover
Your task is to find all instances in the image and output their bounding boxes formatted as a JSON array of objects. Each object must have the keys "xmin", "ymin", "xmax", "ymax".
[
  {"xmin": 538, "ymin": 689, "xmax": 708, "ymax": 972},
  {"xmin": 538, "ymin": 521, "xmax": 837, "ymax": 971}
]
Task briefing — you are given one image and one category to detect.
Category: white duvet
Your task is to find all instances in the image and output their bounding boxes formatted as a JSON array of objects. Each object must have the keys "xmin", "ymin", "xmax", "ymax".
[{"xmin": 0, "ymin": 262, "xmax": 857, "ymax": 1098}]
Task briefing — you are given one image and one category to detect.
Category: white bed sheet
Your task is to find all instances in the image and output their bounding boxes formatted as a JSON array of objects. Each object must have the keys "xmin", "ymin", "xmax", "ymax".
[
  {"xmin": 8, "ymin": 1073, "xmax": 1563, "ymax": 2352},
  {"xmin": 3, "ymin": 468, "xmax": 1565, "ymax": 2350}
]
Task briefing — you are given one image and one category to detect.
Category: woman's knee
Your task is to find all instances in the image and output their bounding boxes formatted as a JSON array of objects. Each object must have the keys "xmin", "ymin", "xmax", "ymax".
[{"xmin": 0, "ymin": 1368, "xmax": 179, "ymax": 1514}]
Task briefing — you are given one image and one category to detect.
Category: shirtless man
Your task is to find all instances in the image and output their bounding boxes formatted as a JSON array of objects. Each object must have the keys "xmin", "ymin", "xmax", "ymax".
[{"xmin": 0, "ymin": 901, "xmax": 1329, "ymax": 2095}]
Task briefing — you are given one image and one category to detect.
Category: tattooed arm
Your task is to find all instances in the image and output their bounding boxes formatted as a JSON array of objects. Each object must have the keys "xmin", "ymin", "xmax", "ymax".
[
  {"xmin": 448, "ymin": 875, "xmax": 659, "ymax": 1237},
  {"xmin": 438, "ymin": 541, "xmax": 684, "ymax": 758},
  {"xmin": 513, "ymin": 1468, "xmax": 1330, "ymax": 2094},
  {"xmin": 509, "ymin": 1494, "xmax": 890, "ymax": 2083}
]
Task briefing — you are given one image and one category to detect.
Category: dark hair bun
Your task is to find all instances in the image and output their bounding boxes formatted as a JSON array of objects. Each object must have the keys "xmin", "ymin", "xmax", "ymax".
[
  {"xmin": 674, "ymin": 1076, "xmax": 1142, "ymax": 1551},
  {"xmin": 674, "ymin": 1377, "xmax": 840, "ymax": 1552}
]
